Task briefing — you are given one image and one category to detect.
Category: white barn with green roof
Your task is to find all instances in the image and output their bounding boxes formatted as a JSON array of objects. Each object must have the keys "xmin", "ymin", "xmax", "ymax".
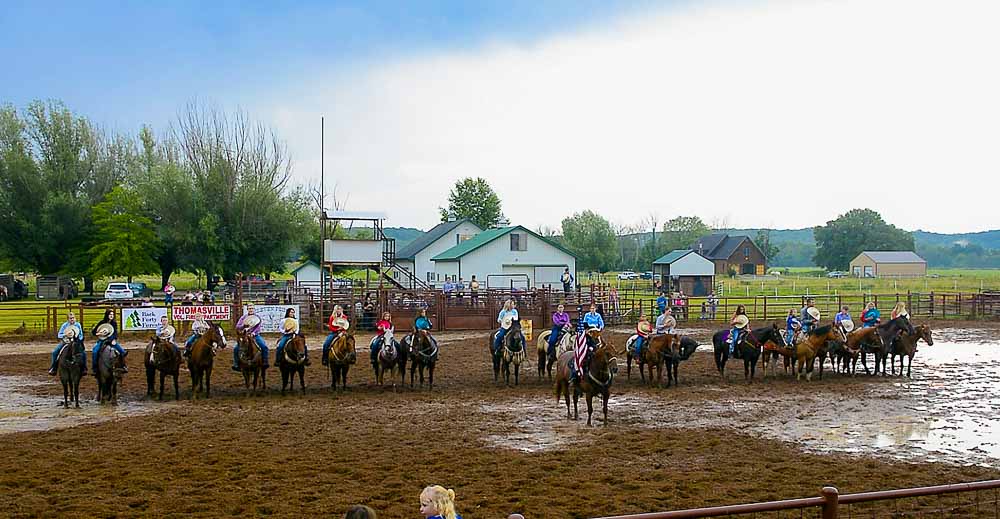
[
  {"xmin": 430, "ymin": 225, "xmax": 577, "ymax": 289},
  {"xmin": 393, "ymin": 218, "xmax": 482, "ymax": 288}
]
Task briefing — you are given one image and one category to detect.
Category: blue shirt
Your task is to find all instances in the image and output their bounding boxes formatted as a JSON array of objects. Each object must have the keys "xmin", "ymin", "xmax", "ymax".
[
  {"xmin": 835, "ymin": 311, "xmax": 851, "ymax": 324},
  {"xmin": 862, "ymin": 308, "xmax": 880, "ymax": 327},
  {"xmin": 583, "ymin": 311, "xmax": 604, "ymax": 330},
  {"xmin": 656, "ymin": 296, "xmax": 667, "ymax": 312},
  {"xmin": 415, "ymin": 316, "xmax": 432, "ymax": 330},
  {"xmin": 785, "ymin": 315, "xmax": 799, "ymax": 333},
  {"xmin": 58, "ymin": 321, "xmax": 83, "ymax": 339}
]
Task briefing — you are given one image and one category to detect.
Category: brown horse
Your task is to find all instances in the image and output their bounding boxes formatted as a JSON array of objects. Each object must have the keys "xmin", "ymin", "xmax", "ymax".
[
  {"xmin": 277, "ymin": 334, "xmax": 307, "ymax": 395},
  {"xmin": 408, "ymin": 329, "xmax": 437, "ymax": 389},
  {"xmin": 187, "ymin": 323, "xmax": 227, "ymax": 399},
  {"xmin": 236, "ymin": 330, "xmax": 267, "ymax": 396},
  {"xmin": 794, "ymin": 324, "xmax": 842, "ymax": 381},
  {"xmin": 835, "ymin": 327, "xmax": 883, "ymax": 376},
  {"xmin": 554, "ymin": 339, "xmax": 618, "ymax": 426},
  {"xmin": 145, "ymin": 336, "xmax": 182, "ymax": 401},
  {"xmin": 890, "ymin": 324, "xmax": 933, "ymax": 377},
  {"xmin": 629, "ymin": 334, "xmax": 678, "ymax": 387},
  {"xmin": 327, "ymin": 332, "xmax": 356, "ymax": 391},
  {"xmin": 57, "ymin": 338, "xmax": 85, "ymax": 408}
]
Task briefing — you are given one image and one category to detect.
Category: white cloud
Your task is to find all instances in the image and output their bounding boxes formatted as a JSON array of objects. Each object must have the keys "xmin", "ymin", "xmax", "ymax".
[{"xmin": 266, "ymin": 0, "xmax": 1000, "ymax": 233}]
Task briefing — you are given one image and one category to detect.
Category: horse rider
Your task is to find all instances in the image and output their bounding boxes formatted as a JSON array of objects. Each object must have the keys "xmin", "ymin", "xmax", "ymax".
[
  {"xmin": 633, "ymin": 311, "xmax": 653, "ymax": 358},
  {"xmin": 785, "ymin": 308, "xmax": 801, "ymax": 346},
  {"xmin": 800, "ymin": 299, "xmax": 819, "ymax": 333},
  {"xmin": 890, "ymin": 302, "xmax": 910, "ymax": 321},
  {"xmin": 655, "ymin": 306, "xmax": 676, "ymax": 336},
  {"xmin": 49, "ymin": 311, "xmax": 85, "ymax": 376},
  {"xmin": 370, "ymin": 311, "xmax": 393, "ymax": 365},
  {"xmin": 728, "ymin": 305, "xmax": 749, "ymax": 355},
  {"xmin": 321, "ymin": 305, "xmax": 351, "ymax": 366},
  {"xmin": 183, "ymin": 314, "xmax": 211, "ymax": 357},
  {"xmin": 92, "ymin": 309, "xmax": 127, "ymax": 374},
  {"xmin": 569, "ymin": 303, "xmax": 604, "ymax": 383},
  {"xmin": 155, "ymin": 315, "xmax": 181, "ymax": 356},
  {"xmin": 410, "ymin": 307, "xmax": 440, "ymax": 352},
  {"xmin": 232, "ymin": 304, "xmax": 269, "ymax": 371},
  {"xmin": 861, "ymin": 302, "xmax": 881, "ymax": 328},
  {"xmin": 492, "ymin": 299, "xmax": 519, "ymax": 355},
  {"xmin": 547, "ymin": 303, "xmax": 571, "ymax": 359},
  {"xmin": 275, "ymin": 307, "xmax": 309, "ymax": 365}
]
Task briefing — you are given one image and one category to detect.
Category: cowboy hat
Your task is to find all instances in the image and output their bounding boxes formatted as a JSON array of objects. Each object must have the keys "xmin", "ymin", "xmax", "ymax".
[
  {"xmin": 807, "ymin": 307, "xmax": 821, "ymax": 321},
  {"xmin": 242, "ymin": 314, "xmax": 262, "ymax": 329},
  {"xmin": 157, "ymin": 325, "xmax": 176, "ymax": 339},
  {"xmin": 281, "ymin": 317, "xmax": 298, "ymax": 334},
  {"xmin": 62, "ymin": 327, "xmax": 79, "ymax": 341},
  {"xmin": 500, "ymin": 315, "xmax": 515, "ymax": 330},
  {"xmin": 95, "ymin": 323, "xmax": 115, "ymax": 338},
  {"xmin": 733, "ymin": 314, "xmax": 750, "ymax": 329},
  {"xmin": 332, "ymin": 316, "xmax": 350, "ymax": 330},
  {"xmin": 839, "ymin": 319, "xmax": 855, "ymax": 333}
]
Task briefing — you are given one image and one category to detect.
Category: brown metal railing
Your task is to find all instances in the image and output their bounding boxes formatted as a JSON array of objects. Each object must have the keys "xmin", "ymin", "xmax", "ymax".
[{"xmin": 593, "ymin": 480, "xmax": 1000, "ymax": 518}]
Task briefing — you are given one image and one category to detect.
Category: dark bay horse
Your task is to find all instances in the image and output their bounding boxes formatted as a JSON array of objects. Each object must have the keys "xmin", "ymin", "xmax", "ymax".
[
  {"xmin": 554, "ymin": 339, "xmax": 618, "ymax": 426},
  {"xmin": 713, "ymin": 323, "xmax": 784, "ymax": 382},
  {"xmin": 57, "ymin": 338, "xmax": 85, "ymax": 408},
  {"xmin": 861, "ymin": 316, "xmax": 915, "ymax": 376},
  {"xmin": 664, "ymin": 336, "xmax": 699, "ymax": 387},
  {"xmin": 491, "ymin": 321, "xmax": 525, "ymax": 386},
  {"xmin": 890, "ymin": 324, "xmax": 933, "ymax": 377},
  {"xmin": 327, "ymin": 332, "xmax": 356, "ymax": 391},
  {"xmin": 145, "ymin": 336, "xmax": 182, "ymax": 401},
  {"xmin": 96, "ymin": 344, "xmax": 127, "ymax": 405},
  {"xmin": 237, "ymin": 329, "xmax": 266, "ymax": 396},
  {"xmin": 278, "ymin": 334, "xmax": 308, "ymax": 395},
  {"xmin": 188, "ymin": 323, "xmax": 226, "ymax": 399},
  {"xmin": 408, "ymin": 329, "xmax": 437, "ymax": 389}
]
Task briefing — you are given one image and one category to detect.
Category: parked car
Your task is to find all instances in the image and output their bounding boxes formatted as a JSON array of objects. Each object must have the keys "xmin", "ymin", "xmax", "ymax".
[
  {"xmin": 104, "ymin": 282, "xmax": 134, "ymax": 299},
  {"xmin": 617, "ymin": 271, "xmax": 639, "ymax": 280},
  {"xmin": 826, "ymin": 271, "xmax": 847, "ymax": 278},
  {"xmin": 128, "ymin": 282, "xmax": 152, "ymax": 298},
  {"xmin": 639, "ymin": 271, "xmax": 654, "ymax": 280}
]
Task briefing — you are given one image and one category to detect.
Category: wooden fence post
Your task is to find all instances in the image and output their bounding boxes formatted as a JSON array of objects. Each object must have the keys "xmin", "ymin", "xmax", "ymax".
[{"xmin": 821, "ymin": 486, "xmax": 840, "ymax": 519}]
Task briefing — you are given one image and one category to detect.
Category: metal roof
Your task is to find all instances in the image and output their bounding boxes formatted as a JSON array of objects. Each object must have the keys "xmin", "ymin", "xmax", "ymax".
[
  {"xmin": 691, "ymin": 233, "xmax": 753, "ymax": 260},
  {"xmin": 858, "ymin": 251, "xmax": 926, "ymax": 263},
  {"xmin": 431, "ymin": 225, "xmax": 577, "ymax": 261},
  {"xmin": 395, "ymin": 219, "xmax": 479, "ymax": 260},
  {"xmin": 653, "ymin": 249, "xmax": 694, "ymax": 265}
]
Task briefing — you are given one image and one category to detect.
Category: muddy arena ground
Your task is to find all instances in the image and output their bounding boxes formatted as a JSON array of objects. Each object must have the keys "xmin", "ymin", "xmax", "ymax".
[{"xmin": 1, "ymin": 322, "xmax": 999, "ymax": 518}]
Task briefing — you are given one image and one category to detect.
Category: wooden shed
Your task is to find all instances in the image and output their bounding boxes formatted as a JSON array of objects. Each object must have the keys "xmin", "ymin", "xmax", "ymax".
[
  {"xmin": 849, "ymin": 251, "xmax": 927, "ymax": 278},
  {"xmin": 652, "ymin": 249, "xmax": 715, "ymax": 296}
]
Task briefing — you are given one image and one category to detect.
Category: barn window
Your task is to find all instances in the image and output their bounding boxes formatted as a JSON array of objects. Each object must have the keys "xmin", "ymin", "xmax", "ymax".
[
  {"xmin": 744, "ymin": 247, "xmax": 750, "ymax": 258},
  {"xmin": 426, "ymin": 272, "xmax": 434, "ymax": 282},
  {"xmin": 510, "ymin": 233, "xmax": 526, "ymax": 251}
]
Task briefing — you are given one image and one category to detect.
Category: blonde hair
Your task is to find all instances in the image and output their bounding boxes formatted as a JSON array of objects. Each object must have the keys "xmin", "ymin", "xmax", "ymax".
[
  {"xmin": 421, "ymin": 486, "xmax": 457, "ymax": 519},
  {"xmin": 893, "ymin": 302, "xmax": 907, "ymax": 313}
]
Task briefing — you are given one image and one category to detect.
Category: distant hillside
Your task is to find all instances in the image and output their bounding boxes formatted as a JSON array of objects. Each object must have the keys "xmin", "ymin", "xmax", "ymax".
[{"xmin": 384, "ymin": 227, "xmax": 424, "ymax": 249}]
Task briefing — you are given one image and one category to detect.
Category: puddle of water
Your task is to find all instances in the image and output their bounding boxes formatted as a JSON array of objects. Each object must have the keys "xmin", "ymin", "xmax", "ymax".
[{"xmin": 0, "ymin": 376, "xmax": 171, "ymax": 434}]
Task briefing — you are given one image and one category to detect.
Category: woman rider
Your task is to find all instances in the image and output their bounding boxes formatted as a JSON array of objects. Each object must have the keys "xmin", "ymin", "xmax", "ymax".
[
  {"xmin": 861, "ymin": 302, "xmax": 880, "ymax": 328},
  {"xmin": 49, "ymin": 311, "xmax": 85, "ymax": 376},
  {"xmin": 412, "ymin": 307, "xmax": 439, "ymax": 352},
  {"xmin": 233, "ymin": 304, "xmax": 269, "ymax": 371},
  {"xmin": 322, "ymin": 305, "xmax": 351, "ymax": 366},
  {"xmin": 371, "ymin": 311, "xmax": 393, "ymax": 365},
  {"xmin": 274, "ymin": 308, "xmax": 309, "ymax": 365},
  {"xmin": 492, "ymin": 300, "xmax": 519, "ymax": 354},
  {"xmin": 728, "ymin": 305, "xmax": 749, "ymax": 355},
  {"xmin": 547, "ymin": 304, "xmax": 571, "ymax": 359},
  {"xmin": 633, "ymin": 312, "xmax": 653, "ymax": 357},
  {"xmin": 183, "ymin": 314, "xmax": 211, "ymax": 357},
  {"xmin": 890, "ymin": 302, "xmax": 909, "ymax": 320},
  {"xmin": 92, "ymin": 309, "xmax": 127, "ymax": 373}
]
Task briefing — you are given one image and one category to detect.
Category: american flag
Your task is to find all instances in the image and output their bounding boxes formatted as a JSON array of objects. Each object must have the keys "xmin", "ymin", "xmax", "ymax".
[{"xmin": 574, "ymin": 329, "xmax": 588, "ymax": 375}]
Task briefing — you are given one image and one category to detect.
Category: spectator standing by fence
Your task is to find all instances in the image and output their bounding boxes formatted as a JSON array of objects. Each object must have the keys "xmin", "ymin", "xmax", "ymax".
[
  {"xmin": 561, "ymin": 268, "xmax": 574, "ymax": 296},
  {"xmin": 707, "ymin": 291, "xmax": 719, "ymax": 319},
  {"xmin": 470, "ymin": 276, "xmax": 480, "ymax": 306},
  {"xmin": 163, "ymin": 283, "xmax": 175, "ymax": 306}
]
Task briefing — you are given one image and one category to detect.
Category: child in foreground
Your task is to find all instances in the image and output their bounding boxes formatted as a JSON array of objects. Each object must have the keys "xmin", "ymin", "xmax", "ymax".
[{"xmin": 420, "ymin": 485, "xmax": 462, "ymax": 519}]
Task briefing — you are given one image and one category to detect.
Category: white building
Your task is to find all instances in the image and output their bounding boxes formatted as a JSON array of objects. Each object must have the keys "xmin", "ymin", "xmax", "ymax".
[
  {"xmin": 652, "ymin": 249, "xmax": 716, "ymax": 296},
  {"xmin": 430, "ymin": 225, "xmax": 577, "ymax": 289},
  {"xmin": 394, "ymin": 219, "xmax": 482, "ymax": 287}
]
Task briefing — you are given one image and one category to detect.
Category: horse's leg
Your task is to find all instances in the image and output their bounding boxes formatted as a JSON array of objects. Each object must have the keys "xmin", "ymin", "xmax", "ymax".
[
  {"xmin": 907, "ymin": 352, "xmax": 914, "ymax": 378},
  {"xmin": 146, "ymin": 365, "xmax": 155, "ymax": 397},
  {"xmin": 626, "ymin": 353, "xmax": 632, "ymax": 380},
  {"xmin": 514, "ymin": 362, "xmax": 520, "ymax": 386},
  {"xmin": 73, "ymin": 376, "xmax": 81, "ymax": 408},
  {"xmin": 428, "ymin": 363, "xmax": 434, "ymax": 391},
  {"xmin": 602, "ymin": 391, "xmax": 609, "ymax": 426},
  {"xmin": 173, "ymin": 372, "xmax": 179, "ymax": 401},
  {"xmin": 572, "ymin": 387, "xmax": 580, "ymax": 421},
  {"xmin": 205, "ymin": 366, "xmax": 212, "ymax": 398},
  {"xmin": 62, "ymin": 381, "xmax": 69, "ymax": 408},
  {"xmin": 159, "ymin": 371, "xmax": 166, "ymax": 401},
  {"xmin": 585, "ymin": 391, "xmax": 595, "ymax": 427},
  {"xmin": 299, "ymin": 367, "xmax": 306, "ymax": 395}
]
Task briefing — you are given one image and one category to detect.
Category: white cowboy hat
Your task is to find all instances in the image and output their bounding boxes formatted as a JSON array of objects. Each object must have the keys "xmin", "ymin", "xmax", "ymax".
[
  {"xmin": 664, "ymin": 316, "xmax": 677, "ymax": 329},
  {"xmin": 242, "ymin": 314, "xmax": 262, "ymax": 329},
  {"xmin": 62, "ymin": 327, "xmax": 79, "ymax": 341},
  {"xmin": 807, "ymin": 307, "xmax": 821, "ymax": 321},
  {"xmin": 157, "ymin": 325, "xmax": 176, "ymax": 339},
  {"xmin": 281, "ymin": 317, "xmax": 298, "ymax": 334},
  {"xmin": 332, "ymin": 316, "xmax": 350, "ymax": 330},
  {"xmin": 733, "ymin": 314, "xmax": 750, "ymax": 329},
  {"xmin": 839, "ymin": 319, "xmax": 855, "ymax": 333},
  {"xmin": 95, "ymin": 323, "xmax": 115, "ymax": 338},
  {"xmin": 500, "ymin": 315, "xmax": 515, "ymax": 330}
]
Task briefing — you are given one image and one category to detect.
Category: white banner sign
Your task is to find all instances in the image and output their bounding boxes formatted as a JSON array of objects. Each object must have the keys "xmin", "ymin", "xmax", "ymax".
[
  {"xmin": 122, "ymin": 307, "xmax": 168, "ymax": 330},
  {"xmin": 242, "ymin": 305, "xmax": 299, "ymax": 333},
  {"xmin": 171, "ymin": 305, "xmax": 232, "ymax": 322}
]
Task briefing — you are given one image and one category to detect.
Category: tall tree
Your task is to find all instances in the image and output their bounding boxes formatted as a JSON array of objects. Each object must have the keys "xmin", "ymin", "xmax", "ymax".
[
  {"xmin": 439, "ymin": 177, "xmax": 504, "ymax": 229},
  {"xmin": 561, "ymin": 210, "xmax": 617, "ymax": 272},
  {"xmin": 661, "ymin": 216, "xmax": 711, "ymax": 253},
  {"xmin": 755, "ymin": 229, "xmax": 780, "ymax": 263},
  {"xmin": 813, "ymin": 208, "xmax": 914, "ymax": 270},
  {"xmin": 88, "ymin": 186, "xmax": 159, "ymax": 282}
]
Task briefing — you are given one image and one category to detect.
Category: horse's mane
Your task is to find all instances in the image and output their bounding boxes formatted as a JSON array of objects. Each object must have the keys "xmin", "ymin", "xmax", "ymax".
[{"xmin": 808, "ymin": 324, "xmax": 832, "ymax": 336}]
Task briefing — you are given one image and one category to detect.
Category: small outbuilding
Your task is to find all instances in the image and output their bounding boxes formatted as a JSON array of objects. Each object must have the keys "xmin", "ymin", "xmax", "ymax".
[
  {"xmin": 849, "ymin": 251, "xmax": 927, "ymax": 278},
  {"xmin": 652, "ymin": 249, "xmax": 715, "ymax": 296}
]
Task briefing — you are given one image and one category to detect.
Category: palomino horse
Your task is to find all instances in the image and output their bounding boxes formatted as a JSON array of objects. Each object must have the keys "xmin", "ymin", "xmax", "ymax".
[
  {"xmin": 373, "ymin": 329, "xmax": 401, "ymax": 387},
  {"xmin": 890, "ymin": 324, "xmax": 933, "ymax": 378},
  {"xmin": 713, "ymin": 323, "xmax": 784, "ymax": 382},
  {"xmin": 536, "ymin": 326, "xmax": 573, "ymax": 379},
  {"xmin": 277, "ymin": 334, "xmax": 308, "ymax": 395},
  {"xmin": 146, "ymin": 336, "xmax": 182, "ymax": 401},
  {"xmin": 861, "ymin": 316, "xmax": 915, "ymax": 376},
  {"xmin": 793, "ymin": 324, "xmax": 842, "ymax": 381},
  {"xmin": 554, "ymin": 339, "xmax": 619, "ymax": 426},
  {"xmin": 236, "ymin": 329, "xmax": 267, "ymax": 396},
  {"xmin": 327, "ymin": 332, "xmax": 356, "ymax": 391},
  {"xmin": 408, "ymin": 329, "xmax": 438, "ymax": 389},
  {"xmin": 188, "ymin": 323, "xmax": 227, "ymax": 399},
  {"xmin": 96, "ymin": 344, "xmax": 127, "ymax": 405},
  {"xmin": 57, "ymin": 338, "xmax": 85, "ymax": 408}
]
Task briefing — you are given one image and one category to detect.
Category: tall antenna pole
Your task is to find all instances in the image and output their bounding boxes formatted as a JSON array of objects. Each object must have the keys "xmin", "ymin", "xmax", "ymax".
[{"xmin": 320, "ymin": 116, "xmax": 325, "ymax": 329}]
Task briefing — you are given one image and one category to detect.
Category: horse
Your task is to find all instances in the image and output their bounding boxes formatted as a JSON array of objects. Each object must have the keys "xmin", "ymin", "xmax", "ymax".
[
  {"xmin": 145, "ymin": 336, "xmax": 182, "ymax": 401},
  {"xmin": 188, "ymin": 323, "xmax": 227, "ymax": 400},
  {"xmin": 327, "ymin": 332, "xmax": 356, "ymax": 391},
  {"xmin": 628, "ymin": 334, "xmax": 676, "ymax": 386},
  {"xmin": 760, "ymin": 339, "xmax": 797, "ymax": 378},
  {"xmin": 625, "ymin": 334, "xmax": 699, "ymax": 387},
  {"xmin": 861, "ymin": 316, "xmax": 915, "ymax": 376},
  {"xmin": 373, "ymin": 329, "xmax": 401, "ymax": 387},
  {"xmin": 408, "ymin": 329, "xmax": 438, "ymax": 389},
  {"xmin": 554, "ymin": 339, "xmax": 619, "ymax": 426},
  {"xmin": 713, "ymin": 323, "xmax": 784, "ymax": 382},
  {"xmin": 535, "ymin": 327, "xmax": 573, "ymax": 379},
  {"xmin": 95, "ymin": 343, "xmax": 127, "ymax": 405},
  {"xmin": 277, "ymin": 334, "xmax": 308, "ymax": 395},
  {"xmin": 792, "ymin": 324, "xmax": 842, "ymax": 381},
  {"xmin": 500, "ymin": 321, "xmax": 526, "ymax": 386},
  {"xmin": 57, "ymin": 338, "xmax": 85, "ymax": 408},
  {"xmin": 890, "ymin": 324, "xmax": 933, "ymax": 378},
  {"xmin": 236, "ymin": 329, "xmax": 267, "ymax": 396}
]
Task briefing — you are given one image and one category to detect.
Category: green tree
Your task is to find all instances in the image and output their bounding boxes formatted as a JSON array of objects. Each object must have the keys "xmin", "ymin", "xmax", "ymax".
[
  {"xmin": 88, "ymin": 186, "xmax": 160, "ymax": 281},
  {"xmin": 755, "ymin": 229, "xmax": 780, "ymax": 263},
  {"xmin": 439, "ymin": 177, "xmax": 504, "ymax": 229},
  {"xmin": 813, "ymin": 208, "xmax": 914, "ymax": 270},
  {"xmin": 561, "ymin": 210, "xmax": 617, "ymax": 272},
  {"xmin": 661, "ymin": 216, "xmax": 711, "ymax": 253}
]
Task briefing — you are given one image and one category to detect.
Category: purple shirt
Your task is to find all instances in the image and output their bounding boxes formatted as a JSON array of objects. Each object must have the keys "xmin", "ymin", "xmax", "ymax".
[
  {"xmin": 552, "ymin": 312, "xmax": 570, "ymax": 327},
  {"xmin": 236, "ymin": 314, "xmax": 262, "ymax": 336}
]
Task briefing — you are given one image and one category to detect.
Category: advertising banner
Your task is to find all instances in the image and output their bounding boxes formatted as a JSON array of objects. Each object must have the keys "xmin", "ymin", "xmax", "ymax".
[
  {"xmin": 122, "ymin": 307, "xmax": 168, "ymax": 330},
  {"xmin": 171, "ymin": 305, "xmax": 232, "ymax": 322},
  {"xmin": 242, "ymin": 305, "xmax": 299, "ymax": 333}
]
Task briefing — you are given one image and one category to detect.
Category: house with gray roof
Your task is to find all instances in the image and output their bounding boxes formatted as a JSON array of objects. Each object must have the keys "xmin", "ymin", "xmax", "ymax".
[{"xmin": 691, "ymin": 233, "xmax": 768, "ymax": 275}]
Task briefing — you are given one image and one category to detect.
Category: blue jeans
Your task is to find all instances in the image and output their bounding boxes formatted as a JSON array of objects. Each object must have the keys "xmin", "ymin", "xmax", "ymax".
[
  {"xmin": 370, "ymin": 336, "xmax": 383, "ymax": 364},
  {"xmin": 92, "ymin": 339, "xmax": 125, "ymax": 368},
  {"xmin": 322, "ymin": 332, "xmax": 341, "ymax": 362},
  {"xmin": 634, "ymin": 336, "xmax": 644, "ymax": 357},
  {"xmin": 51, "ymin": 343, "xmax": 86, "ymax": 371},
  {"xmin": 786, "ymin": 329, "xmax": 795, "ymax": 345},
  {"xmin": 547, "ymin": 326, "xmax": 563, "ymax": 357},
  {"xmin": 729, "ymin": 328, "xmax": 740, "ymax": 354},
  {"xmin": 233, "ymin": 335, "xmax": 269, "ymax": 368},
  {"xmin": 493, "ymin": 328, "xmax": 508, "ymax": 354}
]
